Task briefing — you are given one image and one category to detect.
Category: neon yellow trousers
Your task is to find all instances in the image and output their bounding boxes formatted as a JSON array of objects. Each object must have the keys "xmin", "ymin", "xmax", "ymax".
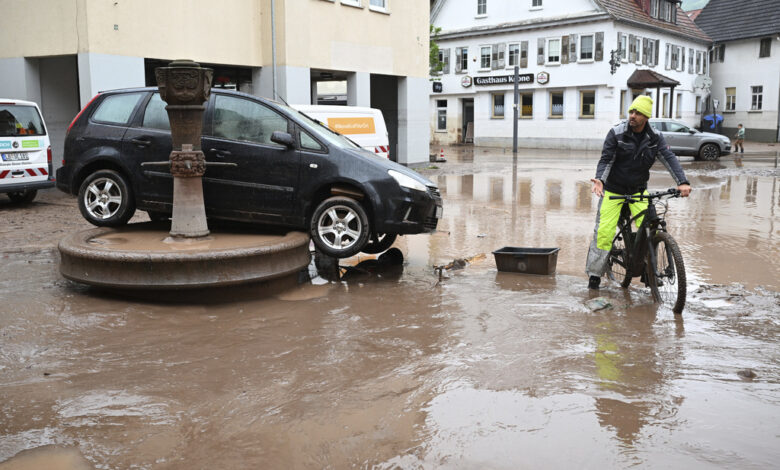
[{"xmin": 586, "ymin": 190, "xmax": 648, "ymax": 277}]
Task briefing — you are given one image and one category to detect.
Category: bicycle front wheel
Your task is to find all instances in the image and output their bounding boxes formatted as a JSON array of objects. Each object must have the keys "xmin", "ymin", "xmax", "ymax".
[{"xmin": 650, "ymin": 231, "xmax": 687, "ymax": 314}]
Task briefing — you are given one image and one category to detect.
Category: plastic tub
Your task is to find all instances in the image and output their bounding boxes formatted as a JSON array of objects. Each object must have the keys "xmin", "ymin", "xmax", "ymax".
[{"xmin": 492, "ymin": 247, "xmax": 560, "ymax": 275}]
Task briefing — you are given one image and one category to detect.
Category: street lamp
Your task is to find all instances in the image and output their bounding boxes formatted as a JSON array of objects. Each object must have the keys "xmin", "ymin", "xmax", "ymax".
[{"xmin": 609, "ymin": 49, "xmax": 622, "ymax": 75}]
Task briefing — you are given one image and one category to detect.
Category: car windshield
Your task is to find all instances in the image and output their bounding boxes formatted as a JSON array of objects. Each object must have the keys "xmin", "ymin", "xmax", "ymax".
[
  {"xmin": 277, "ymin": 104, "xmax": 360, "ymax": 149},
  {"xmin": 0, "ymin": 105, "xmax": 45, "ymax": 137}
]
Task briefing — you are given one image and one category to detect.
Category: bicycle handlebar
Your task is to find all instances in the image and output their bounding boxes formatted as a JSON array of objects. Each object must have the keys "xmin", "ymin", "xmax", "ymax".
[{"xmin": 609, "ymin": 188, "xmax": 681, "ymax": 202}]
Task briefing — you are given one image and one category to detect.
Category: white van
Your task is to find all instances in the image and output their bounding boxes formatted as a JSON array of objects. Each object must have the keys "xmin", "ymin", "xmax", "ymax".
[
  {"xmin": 291, "ymin": 105, "xmax": 390, "ymax": 159},
  {"xmin": 0, "ymin": 99, "xmax": 54, "ymax": 203}
]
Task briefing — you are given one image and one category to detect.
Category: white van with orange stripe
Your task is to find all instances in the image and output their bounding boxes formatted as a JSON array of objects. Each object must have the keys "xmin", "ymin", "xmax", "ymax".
[
  {"xmin": 292, "ymin": 105, "xmax": 390, "ymax": 159},
  {"xmin": 0, "ymin": 99, "xmax": 54, "ymax": 203}
]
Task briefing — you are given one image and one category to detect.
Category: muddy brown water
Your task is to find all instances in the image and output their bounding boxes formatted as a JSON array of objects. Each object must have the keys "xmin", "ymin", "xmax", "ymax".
[{"xmin": 1, "ymin": 150, "xmax": 778, "ymax": 469}]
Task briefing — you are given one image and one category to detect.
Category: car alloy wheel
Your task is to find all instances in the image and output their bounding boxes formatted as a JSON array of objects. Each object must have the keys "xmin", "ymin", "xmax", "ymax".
[
  {"xmin": 311, "ymin": 196, "xmax": 370, "ymax": 258},
  {"xmin": 78, "ymin": 169, "xmax": 136, "ymax": 227},
  {"xmin": 699, "ymin": 143, "xmax": 720, "ymax": 161}
]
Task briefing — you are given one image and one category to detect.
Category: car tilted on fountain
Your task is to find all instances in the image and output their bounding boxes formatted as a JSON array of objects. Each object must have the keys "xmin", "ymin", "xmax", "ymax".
[{"xmin": 56, "ymin": 87, "xmax": 442, "ymax": 258}]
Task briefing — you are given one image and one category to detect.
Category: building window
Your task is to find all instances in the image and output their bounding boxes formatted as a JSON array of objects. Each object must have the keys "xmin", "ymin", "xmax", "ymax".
[
  {"xmin": 340, "ymin": 0, "xmax": 362, "ymax": 7},
  {"xmin": 710, "ymin": 43, "xmax": 725, "ymax": 63},
  {"xmin": 675, "ymin": 93, "xmax": 682, "ymax": 118},
  {"xmin": 725, "ymin": 87, "xmax": 736, "ymax": 111},
  {"xmin": 580, "ymin": 90, "xmax": 595, "ymax": 118},
  {"xmin": 456, "ymin": 47, "xmax": 469, "ymax": 73},
  {"xmin": 508, "ymin": 43, "xmax": 520, "ymax": 67},
  {"xmin": 369, "ymin": 0, "xmax": 387, "ymax": 11},
  {"xmin": 549, "ymin": 91, "xmax": 564, "ymax": 118},
  {"xmin": 634, "ymin": 37, "xmax": 642, "ymax": 64},
  {"xmin": 620, "ymin": 90, "xmax": 627, "ymax": 118},
  {"xmin": 580, "ymin": 35, "xmax": 594, "ymax": 61},
  {"xmin": 532, "ymin": 0, "xmax": 543, "ymax": 7},
  {"xmin": 695, "ymin": 51, "xmax": 702, "ymax": 74},
  {"xmin": 759, "ymin": 38, "xmax": 771, "ymax": 58},
  {"xmin": 650, "ymin": 0, "xmax": 676, "ymax": 23},
  {"xmin": 648, "ymin": 39, "xmax": 657, "ymax": 66},
  {"xmin": 695, "ymin": 96, "xmax": 701, "ymax": 114},
  {"xmin": 751, "ymin": 86, "xmax": 763, "ymax": 110},
  {"xmin": 520, "ymin": 93, "xmax": 533, "ymax": 118},
  {"xmin": 480, "ymin": 46, "xmax": 491, "ymax": 69},
  {"xmin": 492, "ymin": 93, "xmax": 505, "ymax": 118},
  {"xmin": 619, "ymin": 34, "xmax": 628, "ymax": 62},
  {"xmin": 436, "ymin": 99, "xmax": 447, "ymax": 131},
  {"xmin": 477, "ymin": 0, "xmax": 487, "ymax": 16},
  {"xmin": 546, "ymin": 38, "xmax": 561, "ymax": 64},
  {"xmin": 662, "ymin": 92, "xmax": 669, "ymax": 117},
  {"xmin": 650, "ymin": 0, "xmax": 659, "ymax": 17}
]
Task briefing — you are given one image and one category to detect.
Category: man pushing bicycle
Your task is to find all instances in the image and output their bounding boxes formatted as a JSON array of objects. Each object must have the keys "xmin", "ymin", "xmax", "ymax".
[{"xmin": 586, "ymin": 95, "xmax": 691, "ymax": 290}]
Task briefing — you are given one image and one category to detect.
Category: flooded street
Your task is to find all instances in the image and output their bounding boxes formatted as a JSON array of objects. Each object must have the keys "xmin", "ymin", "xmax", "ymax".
[{"xmin": 1, "ymin": 149, "xmax": 778, "ymax": 469}]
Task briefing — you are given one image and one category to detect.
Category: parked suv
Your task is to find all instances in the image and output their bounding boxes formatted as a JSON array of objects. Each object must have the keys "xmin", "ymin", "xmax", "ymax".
[
  {"xmin": 56, "ymin": 88, "xmax": 442, "ymax": 258},
  {"xmin": 0, "ymin": 99, "xmax": 54, "ymax": 203},
  {"xmin": 649, "ymin": 118, "xmax": 730, "ymax": 161}
]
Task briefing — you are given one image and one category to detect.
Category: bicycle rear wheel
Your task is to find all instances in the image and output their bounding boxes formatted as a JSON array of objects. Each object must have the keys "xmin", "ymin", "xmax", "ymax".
[
  {"xmin": 649, "ymin": 231, "xmax": 687, "ymax": 314},
  {"xmin": 608, "ymin": 228, "xmax": 632, "ymax": 288}
]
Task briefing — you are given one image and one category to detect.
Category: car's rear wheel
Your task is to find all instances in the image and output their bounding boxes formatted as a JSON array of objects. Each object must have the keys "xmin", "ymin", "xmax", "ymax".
[
  {"xmin": 699, "ymin": 143, "xmax": 720, "ymax": 161},
  {"xmin": 361, "ymin": 233, "xmax": 398, "ymax": 254},
  {"xmin": 310, "ymin": 196, "xmax": 370, "ymax": 258},
  {"xmin": 7, "ymin": 190, "xmax": 37, "ymax": 204},
  {"xmin": 78, "ymin": 169, "xmax": 135, "ymax": 227}
]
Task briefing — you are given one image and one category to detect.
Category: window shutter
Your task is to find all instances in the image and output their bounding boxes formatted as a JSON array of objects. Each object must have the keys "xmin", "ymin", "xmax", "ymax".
[
  {"xmin": 520, "ymin": 41, "xmax": 528, "ymax": 68},
  {"xmin": 595, "ymin": 32, "xmax": 603, "ymax": 61},
  {"xmin": 628, "ymin": 34, "xmax": 636, "ymax": 62},
  {"xmin": 455, "ymin": 48, "xmax": 462, "ymax": 73},
  {"xmin": 617, "ymin": 31, "xmax": 622, "ymax": 58},
  {"xmin": 498, "ymin": 42, "xmax": 506, "ymax": 68},
  {"xmin": 442, "ymin": 48, "xmax": 450, "ymax": 74},
  {"xmin": 561, "ymin": 36, "xmax": 570, "ymax": 64},
  {"xmin": 491, "ymin": 44, "xmax": 498, "ymax": 70},
  {"xmin": 654, "ymin": 40, "xmax": 660, "ymax": 66},
  {"xmin": 642, "ymin": 38, "xmax": 649, "ymax": 65},
  {"xmin": 665, "ymin": 43, "xmax": 670, "ymax": 69},
  {"xmin": 688, "ymin": 48, "xmax": 694, "ymax": 74},
  {"xmin": 537, "ymin": 38, "xmax": 545, "ymax": 65},
  {"xmin": 679, "ymin": 47, "xmax": 684, "ymax": 71},
  {"xmin": 570, "ymin": 34, "xmax": 578, "ymax": 63}
]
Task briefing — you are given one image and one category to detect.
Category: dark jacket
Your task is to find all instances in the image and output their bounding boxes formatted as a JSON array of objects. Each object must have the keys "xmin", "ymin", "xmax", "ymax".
[{"xmin": 595, "ymin": 121, "xmax": 689, "ymax": 195}]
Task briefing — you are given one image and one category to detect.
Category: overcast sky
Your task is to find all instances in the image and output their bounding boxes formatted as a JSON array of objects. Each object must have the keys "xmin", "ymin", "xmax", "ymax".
[{"xmin": 681, "ymin": 0, "xmax": 710, "ymax": 11}]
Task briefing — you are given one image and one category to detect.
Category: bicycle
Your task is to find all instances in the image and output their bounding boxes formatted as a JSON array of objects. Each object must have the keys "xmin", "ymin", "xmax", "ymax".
[{"xmin": 606, "ymin": 188, "xmax": 687, "ymax": 314}]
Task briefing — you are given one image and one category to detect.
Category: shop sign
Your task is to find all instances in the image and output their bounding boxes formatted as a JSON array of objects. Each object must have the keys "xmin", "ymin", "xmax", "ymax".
[
  {"xmin": 432, "ymin": 82, "xmax": 443, "ymax": 93},
  {"xmin": 461, "ymin": 75, "xmax": 473, "ymax": 88},
  {"xmin": 474, "ymin": 74, "xmax": 534, "ymax": 86},
  {"xmin": 537, "ymin": 71, "xmax": 550, "ymax": 85}
]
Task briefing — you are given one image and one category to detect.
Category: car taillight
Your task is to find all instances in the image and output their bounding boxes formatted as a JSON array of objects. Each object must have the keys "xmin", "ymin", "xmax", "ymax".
[
  {"xmin": 47, "ymin": 145, "xmax": 54, "ymax": 181},
  {"xmin": 67, "ymin": 93, "xmax": 99, "ymax": 135},
  {"xmin": 47, "ymin": 146, "xmax": 52, "ymax": 163}
]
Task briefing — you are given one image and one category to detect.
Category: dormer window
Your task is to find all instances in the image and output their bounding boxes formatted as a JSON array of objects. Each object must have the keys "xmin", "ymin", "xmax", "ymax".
[
  {"xmin": 649, "ymin": 0, "xmax": 678, "ymax": 24},
  {"xmin": 477, "ymin": 0, "xmax": 487, "ymax": 16}
]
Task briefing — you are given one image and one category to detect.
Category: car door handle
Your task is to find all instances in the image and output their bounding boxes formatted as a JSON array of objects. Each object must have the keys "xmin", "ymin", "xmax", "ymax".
[
  {"xmin": 131, "ymin": 138, "xmax": 151, "ymax": 147},
  {"xmin": 210, "ymin": 148, "xmax": 232, "ymax": 158}
]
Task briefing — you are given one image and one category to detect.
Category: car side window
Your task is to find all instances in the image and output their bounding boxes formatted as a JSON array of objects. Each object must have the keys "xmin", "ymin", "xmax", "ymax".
[
  {"xmin": 141, "ymin": 93, "xmax": 170, "ymax": 131},
  {"xmin": 213, "ymin": 95, "xmax": 288, "ymax": 145},
  {"xmin": 649, "ymin": 121, "xmax": 663, "ymax": 132},
  {"xmin": 666, "ymin": 122, "xmax": 687, "ymax": 133},
  {"xmin": 91, "ymin": 93, "xmax": 144, "ymax": 125},
  {"xmin": 300, "ymin": 129, "xmax": 324, "ymax": 152}
]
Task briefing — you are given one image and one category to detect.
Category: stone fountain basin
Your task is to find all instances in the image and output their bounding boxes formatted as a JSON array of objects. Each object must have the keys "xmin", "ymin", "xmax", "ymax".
[{"xmin": 58, "ymin": 223, "xmax": 311, "ymax": 290}]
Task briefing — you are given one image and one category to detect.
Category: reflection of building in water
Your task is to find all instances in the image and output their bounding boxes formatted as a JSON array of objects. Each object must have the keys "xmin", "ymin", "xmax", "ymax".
[
  {"xmin": 517, "ymin": 179, "xmax": 532, "ymax": 206},
  {"xmin": 745, "ymin": 177, "xmax": 758, "ymax": 204},
  {"xmin": 546, "ymin": 180, "xmax": 562, "ymax": 209},
  {"xmin": 576, "ymin": 181, "xmax": 592, "ymax": 211},
  {"xmin": 490, "ymin": 177, "xmax": 503, "ymax": 201}
]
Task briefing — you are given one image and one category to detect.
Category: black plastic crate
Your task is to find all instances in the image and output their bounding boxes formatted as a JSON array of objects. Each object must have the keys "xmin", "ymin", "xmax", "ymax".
[{"xmin": 492, "ymin": 247, "xmax": 560, "ymax": 275}]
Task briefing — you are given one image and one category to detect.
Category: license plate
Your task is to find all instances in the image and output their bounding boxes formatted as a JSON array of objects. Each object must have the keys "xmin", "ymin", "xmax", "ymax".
[
  {"xmin": 1, "ymin": 152, "xmax": 29, "ymax": 161},
  {"xmin": 435, "ymin": 205, "xmax": 443, "ymax": 218}
]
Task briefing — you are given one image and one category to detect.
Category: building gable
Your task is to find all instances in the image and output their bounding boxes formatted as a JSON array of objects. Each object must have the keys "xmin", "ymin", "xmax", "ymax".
[{"xmin": 695, "ymin": 0, "xmax": 780, "ymax": 42}]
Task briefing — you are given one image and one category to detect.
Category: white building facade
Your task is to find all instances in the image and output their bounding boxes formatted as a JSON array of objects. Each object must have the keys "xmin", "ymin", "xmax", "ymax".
[
  {"xmin": 695, "ymin": 0, "xmax": 780, "ymax": 142},
  {"xmin": 430, "ymin": 0, "xmax": 711, "ymax": 150}
]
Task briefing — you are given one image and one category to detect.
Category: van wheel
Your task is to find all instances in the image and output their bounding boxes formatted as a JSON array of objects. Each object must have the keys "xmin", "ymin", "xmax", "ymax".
[
  {"xmin": 361, "ymin": 233, "xmax": 398, "ymax": 254},
  {"xmin": 7, "ymin": 190, "xmax": 37, "ymax": 204},
  {"xmin": 78, "ymin": 169, "xmax": 135, "ymax": 227},
  {"xmin": 311, "ymin": 196, "xmax": 370, "ymax": 258}
]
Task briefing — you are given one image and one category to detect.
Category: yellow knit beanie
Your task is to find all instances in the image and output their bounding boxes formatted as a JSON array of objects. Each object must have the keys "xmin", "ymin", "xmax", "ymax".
[{"xmin": 629, "ymin": 95, "xmax": 653, "ymax": 118}]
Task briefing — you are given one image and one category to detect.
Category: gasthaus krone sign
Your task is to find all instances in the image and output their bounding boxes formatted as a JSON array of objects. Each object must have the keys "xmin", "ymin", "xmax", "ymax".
[{"xmin": 474, "ymin": 74, "xmax": 534, "ymax": 86}]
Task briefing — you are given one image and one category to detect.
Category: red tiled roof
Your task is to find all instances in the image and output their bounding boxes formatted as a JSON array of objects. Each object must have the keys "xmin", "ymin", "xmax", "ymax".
[
  {"xmin": 686, "ymin": 9, "xmax": 702, "ymax": 21},
  {"xmin": 594, "ymin": 0, "xmax": 710, "ymax": 43}
]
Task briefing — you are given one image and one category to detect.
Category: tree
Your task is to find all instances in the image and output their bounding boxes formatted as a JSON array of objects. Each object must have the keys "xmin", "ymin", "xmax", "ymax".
[{"xmin": 429, "ymin": 24, "xmax": 443, "ymax": 77}]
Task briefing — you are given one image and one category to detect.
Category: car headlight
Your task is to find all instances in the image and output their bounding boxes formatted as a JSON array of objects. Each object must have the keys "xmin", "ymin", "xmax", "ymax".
[{"xmin": 388, "ymin": 169, "xmax": 427, "ymax": 192}]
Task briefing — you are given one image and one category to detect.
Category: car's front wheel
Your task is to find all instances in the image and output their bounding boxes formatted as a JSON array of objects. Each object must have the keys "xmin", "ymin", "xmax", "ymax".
[
  {"xmin": 310, "ymin": 196, "xmax": 370, "ymax": 258},
  {"xmin": 78, "ymin": 169, "xmax": 136, "ymax": 227},
  {"xmin": 7, "ymin": 190, "xmax": 37, "ymax": 204},
  {"xmin": 699, "ymin": 143, "xmax": 721, "ymax": 161}
]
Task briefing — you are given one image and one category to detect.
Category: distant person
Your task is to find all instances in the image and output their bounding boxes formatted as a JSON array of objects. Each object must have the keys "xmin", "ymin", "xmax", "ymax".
[
  {"xmin": 585, "ymin": 95, "xmax": 691, "ymax": 290},
  {"xmin": 733, "ymin": 123, "xmax": 745, "ymax": 154}
]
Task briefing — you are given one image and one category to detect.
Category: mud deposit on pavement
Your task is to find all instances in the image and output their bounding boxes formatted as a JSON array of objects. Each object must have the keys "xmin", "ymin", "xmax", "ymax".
[{"xmin": 1, "ymin": 150, "xmax": 778, "ymax": 468}]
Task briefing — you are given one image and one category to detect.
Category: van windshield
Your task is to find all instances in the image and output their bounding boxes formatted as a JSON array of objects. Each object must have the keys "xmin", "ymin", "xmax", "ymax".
[
  {"xmin": 278, "ymin": 105, "xmax": 360, "ymax": 149},
  {"xmin": 0, "ymin": 105, "xmax": 45, "ymax": 137}
]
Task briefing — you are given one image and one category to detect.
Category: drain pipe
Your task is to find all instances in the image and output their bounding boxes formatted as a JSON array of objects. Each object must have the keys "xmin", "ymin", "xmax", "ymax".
[{"xmin": 271, "ymin": 0, "xmax": 277, "ymax": 101}]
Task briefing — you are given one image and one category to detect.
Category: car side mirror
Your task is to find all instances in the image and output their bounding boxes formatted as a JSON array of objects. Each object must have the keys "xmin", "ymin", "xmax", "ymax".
[
  {"xmin": 688, "ymin": 129, "xmax": 696, "ymax": 134},
  {"xmin": 271, "ymin": 131, "xmax": 295, "ymax": 148}
]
